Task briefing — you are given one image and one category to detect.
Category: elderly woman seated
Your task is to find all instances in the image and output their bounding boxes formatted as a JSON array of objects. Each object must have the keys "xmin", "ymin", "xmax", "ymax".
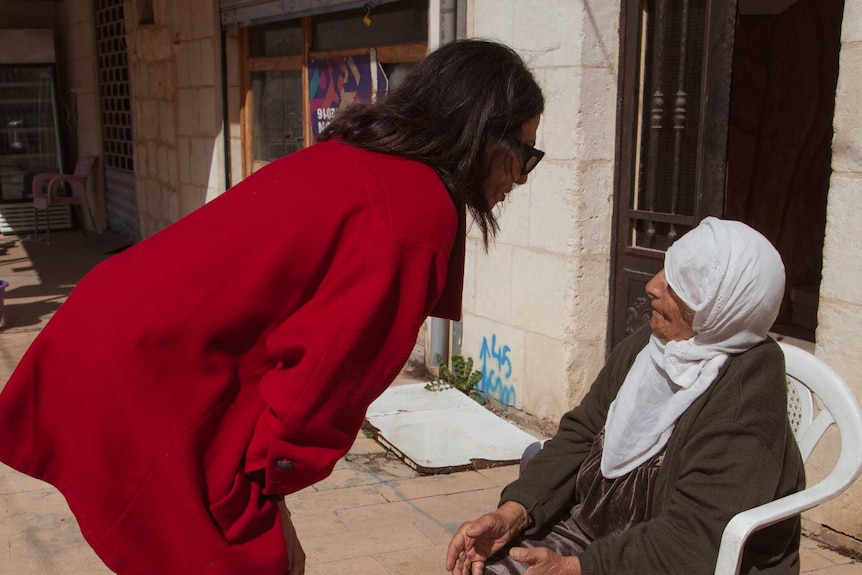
[{"xmin": 446, "ymin": 217, "xmax": 804, "ymax": 575}]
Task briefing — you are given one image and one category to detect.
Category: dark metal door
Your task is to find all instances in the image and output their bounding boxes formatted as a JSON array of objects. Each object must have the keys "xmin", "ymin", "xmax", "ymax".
[{"xmin": 609, "ymin": 0, "xmax": 737, "ymax": 349}]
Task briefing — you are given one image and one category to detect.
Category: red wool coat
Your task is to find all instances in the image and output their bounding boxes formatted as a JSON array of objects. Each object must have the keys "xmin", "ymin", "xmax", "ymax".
[{"xmin": 0, "ymin": 141, "xmax": 465, "ymax": 574}]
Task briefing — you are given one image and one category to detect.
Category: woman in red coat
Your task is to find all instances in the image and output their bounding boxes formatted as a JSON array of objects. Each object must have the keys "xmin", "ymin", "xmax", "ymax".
[{"xmin": 0, "ymin": 39, "xmax": 544, "ymax": 574}]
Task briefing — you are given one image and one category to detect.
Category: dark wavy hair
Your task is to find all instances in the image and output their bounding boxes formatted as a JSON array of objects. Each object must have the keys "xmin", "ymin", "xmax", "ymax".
[{"xmin": 319, "ymin": 39, "xmax": 545, "ymax": 247}]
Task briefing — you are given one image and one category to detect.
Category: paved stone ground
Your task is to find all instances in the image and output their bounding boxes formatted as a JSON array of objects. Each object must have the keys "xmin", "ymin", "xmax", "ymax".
[{"xmin": 1, "ymin": 231, "xmax": 860, "ymax": 574}]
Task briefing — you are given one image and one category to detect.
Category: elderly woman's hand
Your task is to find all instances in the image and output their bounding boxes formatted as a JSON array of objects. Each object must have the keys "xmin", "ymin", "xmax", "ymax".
[
  {"xmin": 509, "ymin": 546, "xmax": 581, "ymax": 575},
  {"xmin": 446, "ymin": 501, "xmax": 529, "ymax": 575}
]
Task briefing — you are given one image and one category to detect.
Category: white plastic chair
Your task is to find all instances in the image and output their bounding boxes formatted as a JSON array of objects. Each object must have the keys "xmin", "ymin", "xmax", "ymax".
[
  {"xmin": 519, "ymin": 343, "xmax": 862, "ymax": 574},
  {"xmin": 713, "ymin": 342, "xmax": 862, "ymax": 575}
]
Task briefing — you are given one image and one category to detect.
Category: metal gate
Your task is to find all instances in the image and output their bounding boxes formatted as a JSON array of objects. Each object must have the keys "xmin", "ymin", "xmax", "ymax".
[
  {"xmin": 94, "ymin": 0, "xmax": 139, "ymax": 242},
  {"xmin": 609, "ymin": 0, "xmax": 737, "ymax": 348}
]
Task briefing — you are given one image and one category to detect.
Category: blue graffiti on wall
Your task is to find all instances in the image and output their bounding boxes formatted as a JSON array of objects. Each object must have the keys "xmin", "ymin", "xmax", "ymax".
[{"xmin": 477, "ymin": 334, "xmax": 517, "ymax": 406}]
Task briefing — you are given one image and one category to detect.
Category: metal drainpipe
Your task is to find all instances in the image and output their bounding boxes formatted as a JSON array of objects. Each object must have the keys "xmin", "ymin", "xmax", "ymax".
[
  {"xmin": 440, "ymin": 0, "xmax": 457, "ymax": 43},
  {"xmin": 428, "ymin": 0, "xmax": 460, "ymax": 371},
  {"xmin": 219, "ymin": 28, "xmax": 232, "ymax": 191}
]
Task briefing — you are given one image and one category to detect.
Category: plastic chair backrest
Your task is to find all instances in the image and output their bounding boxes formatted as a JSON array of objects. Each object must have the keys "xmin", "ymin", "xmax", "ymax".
[
  {"xmin": 73, "ymin": 156, "xmax": 97, "ymax": 179},
  {"xmin": 713, "ymin": 342, "xmax": 862, "ymax": 575}
]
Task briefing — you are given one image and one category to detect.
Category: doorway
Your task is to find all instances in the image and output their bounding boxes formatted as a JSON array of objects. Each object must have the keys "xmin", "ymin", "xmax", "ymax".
[{"xmin": 725, "ymin": 0, "xmax": 844, "ymax": 342}]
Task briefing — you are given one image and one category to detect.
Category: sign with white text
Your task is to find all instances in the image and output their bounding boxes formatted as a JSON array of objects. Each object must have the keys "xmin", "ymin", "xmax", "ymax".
[{"xmin": 308, "ymin": 51, "xmax": 388, "ymax": 140}]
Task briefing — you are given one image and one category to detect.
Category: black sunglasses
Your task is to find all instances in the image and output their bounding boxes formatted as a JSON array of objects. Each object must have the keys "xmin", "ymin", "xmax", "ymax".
[{"xmin": 513, "ymin": 139, "xmax": 545, "ymax": 176}]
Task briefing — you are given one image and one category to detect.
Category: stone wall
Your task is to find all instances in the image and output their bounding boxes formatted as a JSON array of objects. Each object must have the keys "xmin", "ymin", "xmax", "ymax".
[
  {"xmin": 810, "ymin": 0, "xmax": 862, "ymax": 551},
  {"xmin": 125, "ymin": 0, "xmax": 225, "ymax": 239},
  {"xmin": 461, "ymin": 0, "xmax": 618, "ymax": 423}
]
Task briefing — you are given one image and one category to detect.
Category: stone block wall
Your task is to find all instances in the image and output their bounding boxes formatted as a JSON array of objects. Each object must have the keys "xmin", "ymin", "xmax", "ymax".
[
  {"xmin": 810, "ymin": 0, "xmax": 862, "ymax": 551},
  {"xmin": 461, "ymin": 0, "xmax": 619, "ymax": 423},
  {"xmin": 126, "ymin": 0, "xmax": 225, "ymax": 239}
]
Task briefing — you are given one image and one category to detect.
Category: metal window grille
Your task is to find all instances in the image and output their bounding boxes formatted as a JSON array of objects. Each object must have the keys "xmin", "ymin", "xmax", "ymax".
[
  {"xmin": 632, "ymin": 0, "xmax": 705, "ymax": 250},
  {"xmin": 94, "ymin": 0, "xmax": 133, "ymax": 173}
]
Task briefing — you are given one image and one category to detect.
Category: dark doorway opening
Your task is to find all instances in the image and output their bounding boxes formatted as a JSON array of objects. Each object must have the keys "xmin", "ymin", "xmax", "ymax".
[{"xmin": 725, "ymin": 0, "xmax": 845, "ymax": 342}]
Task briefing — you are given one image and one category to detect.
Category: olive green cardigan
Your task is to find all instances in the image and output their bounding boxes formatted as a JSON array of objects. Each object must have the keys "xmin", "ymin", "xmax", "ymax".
[{"xmin": 500, "ymin": 327, "xmax": 805, "ymax": 575}]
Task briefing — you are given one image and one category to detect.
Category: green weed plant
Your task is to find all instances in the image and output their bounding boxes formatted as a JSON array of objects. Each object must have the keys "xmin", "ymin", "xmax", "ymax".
[{"xmin": 425, "ymin": 354, "xmax": 485, "ymax": 404}]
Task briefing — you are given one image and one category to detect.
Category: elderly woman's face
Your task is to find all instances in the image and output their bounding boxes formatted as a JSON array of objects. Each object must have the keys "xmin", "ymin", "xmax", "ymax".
[
  {"xmin": 483, "ymin": 115, "xmax": 541, "ymax": 208},
  {"xmin": 646, "ymin": 269, "xmax": 695, "ymax": 342}
]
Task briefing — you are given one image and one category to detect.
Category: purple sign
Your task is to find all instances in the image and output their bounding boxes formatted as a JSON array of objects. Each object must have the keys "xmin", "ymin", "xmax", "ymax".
[{"xmin": 308, "ymin": 52, "xmax": 388, "ymax": 140}]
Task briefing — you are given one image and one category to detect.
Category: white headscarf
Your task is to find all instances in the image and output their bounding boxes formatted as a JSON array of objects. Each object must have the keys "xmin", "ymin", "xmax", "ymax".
[{"xmin": 601, "ymin": 217, "xmax": 786, "ymax": 478}]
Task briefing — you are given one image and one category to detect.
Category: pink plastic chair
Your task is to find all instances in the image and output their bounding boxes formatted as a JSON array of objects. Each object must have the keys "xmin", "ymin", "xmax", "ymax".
[{"xmin": 31, "ymin": 155, "xmax": 97, "ymax": 244}]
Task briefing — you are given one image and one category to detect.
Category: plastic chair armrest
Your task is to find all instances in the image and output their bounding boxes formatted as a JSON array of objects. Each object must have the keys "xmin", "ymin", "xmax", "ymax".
[
  {"xmin": 47, "ymin": 175, "xmax": 86, "ymax": 203},
  {"xmin": 714, "ymin": 482, "xmax": 849, "ymax": 575},
  {"xmin": 31, "ymin": 172, "xmax": 60, "ymax": 200}
]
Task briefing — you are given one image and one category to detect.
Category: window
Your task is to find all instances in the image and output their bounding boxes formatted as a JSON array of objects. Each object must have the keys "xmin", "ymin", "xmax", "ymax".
[
  {"xmin": 249, "ymin": 19, "xmax": 302, "ymax": 56},
  {"xmin": 240, "ymin": 1, "xmax": 428, "ymax": 176},
  {"xmin": 312, "ymin": 1, "xmax": 428, "ymax": 51},
  {"xmin": 251, "ymin": 71, "xmax": 304, "ymax": 161}
]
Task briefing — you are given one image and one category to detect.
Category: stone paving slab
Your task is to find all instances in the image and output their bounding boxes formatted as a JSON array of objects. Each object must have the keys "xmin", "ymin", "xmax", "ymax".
[
  {"xmin": 801, "ymin": 538, "xmax": 858, "ymax": 571},
  {"xmin": 304, "ymin": 555, "xmax": 385, "ymax": 575},
  {"xmin": 377, "ymin": 545, "xmax": 451, "ymax": 574}
]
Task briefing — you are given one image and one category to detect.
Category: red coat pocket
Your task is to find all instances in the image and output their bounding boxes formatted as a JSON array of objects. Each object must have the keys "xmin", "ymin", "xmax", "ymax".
[{"xmin": 208, "ymin": 471, "xmax": 277, "ymax": 544}]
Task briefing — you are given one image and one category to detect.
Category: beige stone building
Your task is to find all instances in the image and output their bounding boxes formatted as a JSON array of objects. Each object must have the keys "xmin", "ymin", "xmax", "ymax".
[{"xmin": 0, "ymin": 0, "xmax": 858, "ymax": 556}]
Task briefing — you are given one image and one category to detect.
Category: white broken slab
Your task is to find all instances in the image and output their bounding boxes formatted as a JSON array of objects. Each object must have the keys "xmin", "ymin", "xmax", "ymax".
[{"xmin": 363, "ymin": 382, "xmax": 540, "ymax": 474}]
